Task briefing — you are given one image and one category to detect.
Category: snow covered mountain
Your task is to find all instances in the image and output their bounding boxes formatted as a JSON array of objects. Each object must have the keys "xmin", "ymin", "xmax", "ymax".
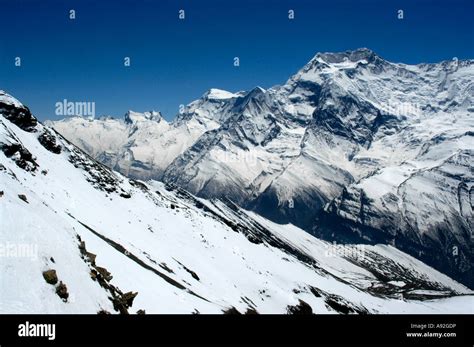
[
  {"xmin": 2, "ymin": 90, "xmax": 474, "ymax": 313},
  {"xmin": 48, "ymin": 89, "xmax": 244, "ymax": 180},
  {"xmin": 48, "ymin": 48, "xmax": 474, "ymax": 289}
]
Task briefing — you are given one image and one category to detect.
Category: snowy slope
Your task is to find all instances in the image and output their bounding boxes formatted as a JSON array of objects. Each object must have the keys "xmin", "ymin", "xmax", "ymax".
[{"xmin": 1, "ymin": 90, "xmax": 473, "ymax": 314}]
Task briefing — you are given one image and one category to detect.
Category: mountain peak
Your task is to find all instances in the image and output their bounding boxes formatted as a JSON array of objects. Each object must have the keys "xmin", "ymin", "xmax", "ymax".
[
  {"xmin": 314, "ymin": 48, "xmax": 380, "ymax": 65},
  {"xmin": 248, "ymin": 86, "xmax": 266, "ymax": 94},
  {"xmin": 0, "ymin": 90, "xmax": 24, "ymax": 109},
  {"xmin": 203, "ymin": 88, "xmax": 239, "ymax": 100},
  {"xmin": 124, "ymin": 110, "xmax": 164, "ymax": 124},
  {"xmin": 241, "ymin": 86, "xmax": 266, "ymax": 101},
  {"xmin": 290, "ymin": 48, "xmax": 387, "ymax": 83}
]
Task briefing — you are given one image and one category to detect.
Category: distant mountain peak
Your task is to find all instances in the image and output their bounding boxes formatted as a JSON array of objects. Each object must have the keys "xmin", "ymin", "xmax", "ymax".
[
  {"xmin": 314, "ymin": 48, "xmax": 381, "ymax": 65},
  {"xmin": 247, "ymin": 86, "xmax": 266, "ymax": 95},
  {"xmin": 240, "ymin": 86, "xmax": 266, "ymax": 101},
  {"xmin": 204, "ymin": 88, "xmax": 239, "ymax": 100},
  {"xmin": 124, "ymin": 110, "xmax": 164, "ymax": 124}
]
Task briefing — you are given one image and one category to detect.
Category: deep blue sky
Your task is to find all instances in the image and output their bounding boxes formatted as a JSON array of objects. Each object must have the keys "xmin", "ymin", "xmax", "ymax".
[{"xmin": 1, "ymin": 0, "xmax": 473, "ymax": 121}]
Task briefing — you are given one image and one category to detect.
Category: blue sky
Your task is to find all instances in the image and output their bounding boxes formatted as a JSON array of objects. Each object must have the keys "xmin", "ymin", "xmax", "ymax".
[{"xmin": 1, "ymin": 0, "xmax": 473, "ymax": 121}]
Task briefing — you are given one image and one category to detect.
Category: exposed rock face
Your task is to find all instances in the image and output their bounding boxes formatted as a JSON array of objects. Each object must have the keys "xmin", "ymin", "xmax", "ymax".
[
  {"xmin": 286, "ymin": 300, "xmax": 313, "ymax": 315},
  {"xmin": 314, "ymin": 149, "xmax": 474, "ymax": 288},
  {"xmin": 0, "ymin": 91, "xmax": 37, "ymax": 132},
  {"xmin": 1, "ymin": 143, "xmax": 38, "ymax": 172},
  {"xmin": 38, "ymin": 129, "xmax": 62, "ymax": 154}
]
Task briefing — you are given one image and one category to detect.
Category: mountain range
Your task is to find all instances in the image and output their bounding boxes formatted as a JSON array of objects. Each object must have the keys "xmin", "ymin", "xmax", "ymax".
[
  {"xmin": 1, "ymin": 89, "xmax": 474, "ymax": 313},
  {"xmin": 49, "ymin": 48, "xmax": 474, "ymax": 289}
]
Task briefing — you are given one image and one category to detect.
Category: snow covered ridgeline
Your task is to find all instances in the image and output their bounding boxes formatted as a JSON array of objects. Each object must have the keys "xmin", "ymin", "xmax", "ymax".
[
  {"xmin": 45, "ymin": 89, "xmax": 241, "ymax": 180},
  {"xmin": 1, "ymin": 90, "xmax": 474, "ymax": 314},
  {"xmin": 49, "ymin": 48, "xmax": 474, "ymax": 289}
]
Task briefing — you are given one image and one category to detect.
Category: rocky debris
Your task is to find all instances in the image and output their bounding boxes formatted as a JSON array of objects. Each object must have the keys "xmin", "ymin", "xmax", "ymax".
[
  {"xmin": 122, "ymin": 291, "xmax": 138, "ymax": 306},
  {"xmin": 56, "ymin": 281, "xmax": 69, "ymax": 302},
  {"xmin": 0, "ymin": 191, "xmax": 3, "ymax": 197},
  {"xmin": 97, "ymin": 309, "xmax": 111, "ymax": 315},
  {"xmin": 222, "ymin": 307, "xmax": 241, "ymax": 314},
  {"xmin": 76, "ymin": 234, "xmax": 139, "ymax": 314},
  {"xmin": 42, "ymin": 269, "xmax": 69, "ymax": 302},
  {"xmin": 85, "ymin": 252, "xmax": 96, "ymax": 265},
  {"xmin": 42, "ymin": 269, "xmax": 58, "ymax": 285},
  {"xmin": 18, "ymin": 194, "xmax": 28, "ymax": 203},
  {"xmin": 324, "ymin": 295, "xmax": 368, "ymax": 314},
  {"xmin": 119, "ymin": 192, "xmax": 131, "ymax": 199},
  {"xmin": 309, "ymin": 286, "xmax": 322, "ymax": 297},
  {"xmin": 38, "ymin": 129, "xmax": 61, "ymax": 154},
  {"xmin": 72, "ymin": 219, "xmax": 208, "ymax": 302},
  {"xmin": 96, "ymin": 266, "xmax": 113, "ymax": 281},
  {"xmin": 129, "ymin": 179, "xmax": 149, "ymax": 192},
  {"xmin": 113, "ymin": 291, "xmax": 138, "ymax": 313},
  {"xmin": 1, "ymin": 142, "xmax": 38, "ymax": 171},
  {"xmin": 286, "ymin": 299, "xmax": 313, "ymax": 314},
  {"xmin": 136, "ymin": 309, "xmax": 146, "ymax": 315},
  {"xmin": 78, "ymin": 240, "xmax": 97, "ymax": 265},
  {"xmin": 325, "ymin": 296, "xmax": 355, "ymax": 314},
  {"xmin": 41, "ymin": 169, "xmax": 48, "ymax": 175},
  {"xmin": 68, "ymin": 147, "xmax": 130, "ymax": 198},
  {"xmin": 244, "ymin": 308, "xmax": 259, "ymax": 314},
  {"xmin": 0, "ymin": 101, "xmax": 37, "ymax": 132},
  {"xmin": 78, "ymin": 240, "xmax": 86, "ymax": 253},
  {"xmin": 90, "ymin": 269, "xmax": 97, "ymax": 281}
]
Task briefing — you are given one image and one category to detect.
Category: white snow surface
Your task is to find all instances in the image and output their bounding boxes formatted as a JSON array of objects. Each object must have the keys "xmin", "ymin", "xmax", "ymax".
[{"xmin": 1, "ymin": 92, "xmax": 473, "ymax": 314}]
